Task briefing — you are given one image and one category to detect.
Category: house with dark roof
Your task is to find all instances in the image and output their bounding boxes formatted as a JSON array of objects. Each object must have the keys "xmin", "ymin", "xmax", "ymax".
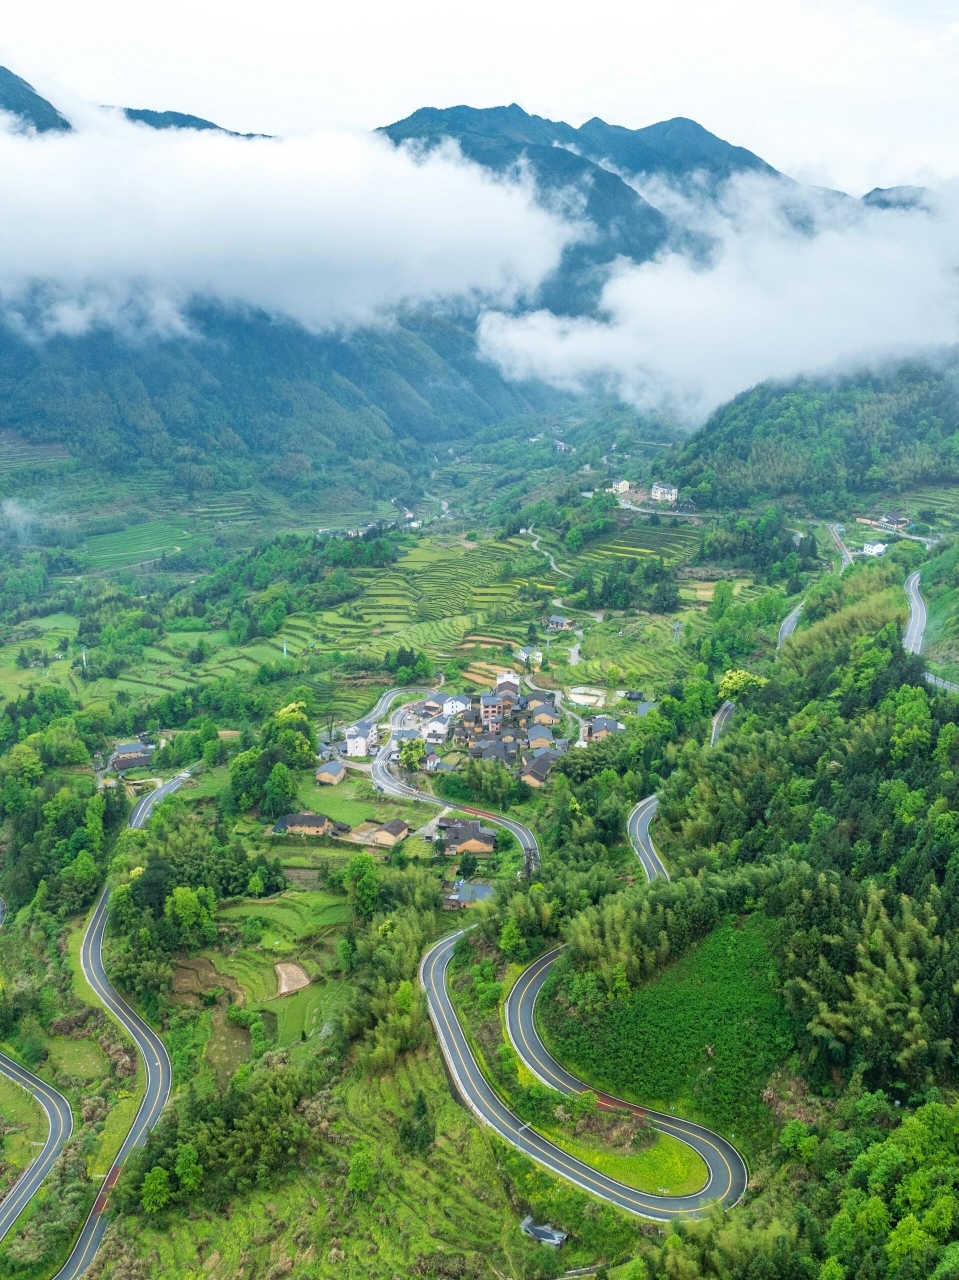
[
  {"xmin": 528, "ymin": 725, "xmax": 555, "ymax": 752},
  {"xmin": 373, "ymin": 819, "xmax": 410, "ymax": 847},
  {"xmin": 444, "ymin": 821, "xmax": 496, "ymax": 856},
  {"xmin": 520, "ymin": 753, "xmax": 557, "ymax": 788},
  {"xmin": 479, "ymin": 693, "xmax": 503, "ymax": 731},
  {"xmin": 442, "ymin": 879, "xmax": 495, "ymax": 910},
  {"xmin": 272, "ymin": 813, "xmax": 331, "ymax": 836},
  {"xmin": 548, "ymin": 615, "xmax": 573, "ymax": 629},
  {"xmin": 423, "ymin": 714, "xmax": 452, "ymax": 745},
  {"xmin": 588, "ymin": 715, "xmax": 626, "ymax": 741},
  {"xmin": 531, "ymin": 704, "xmax": 561, "ymax": 726},
  {"xmin": 443, "ymin": 693, "xmax": 473, "ymax": 717},
  {"xmin": 421, "ymin": 691, "xmax": 445, "ymax": 717},
  {"xmin": 315, "ymin": 760, "xmax": 346, "ymax": 785}
]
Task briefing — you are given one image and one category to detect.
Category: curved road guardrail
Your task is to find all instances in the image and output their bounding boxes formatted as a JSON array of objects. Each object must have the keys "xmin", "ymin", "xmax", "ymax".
[
  {"xmin": 52, "ymin": 772, "xmax": 187, "ymax": 1280},
  {"xmin": 379, "ymin": 695, "xmax": 748, "ymax": 1217},
  {"xmin": 0, "ymin": 898, "xmax": 75, "ymax": 1245}
]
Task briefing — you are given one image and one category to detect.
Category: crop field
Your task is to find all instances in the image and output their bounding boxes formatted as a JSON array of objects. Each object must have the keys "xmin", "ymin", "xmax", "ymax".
[
  {"xmin": 555, "ymin": 610, "xmax": 705, "ymax": 689},
  {"xmin": 298, "ymin": 774, "xmax": 436, "ymax": 831},
  {"xmin": 210, "ymin": 950, "xmax": 280, "ymax": 1003},
  {"xmin": 83, "ymin": 519, "xmax": 205, "ymax": 568},
  {"xmin": 895, "ymin": 484, "xmax": 959, "ymax": 527},
  {"xmin": 262, "ymin": 976, "xmax": 350, "ymax": 1047},
  {"xmin": 0, "ymin": 430, "xmax": 71, "ymax": 475},
  {"xmin": 218, "ymin": 891, "xmax": 352, "ymax": 949}
]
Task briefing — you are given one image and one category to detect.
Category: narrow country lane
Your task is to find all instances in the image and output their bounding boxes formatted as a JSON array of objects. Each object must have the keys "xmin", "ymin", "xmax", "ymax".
[
  {"xmin": 380, "ymin": 694, "xmax": 749, "ymax": 1218},
  {"xmin": 52, "ymin": 772, "xmax": 187, "ymax": 1280},
  {"xmin": 0, "ymin": 899, "xmax": 75, "ymax": 1244}
]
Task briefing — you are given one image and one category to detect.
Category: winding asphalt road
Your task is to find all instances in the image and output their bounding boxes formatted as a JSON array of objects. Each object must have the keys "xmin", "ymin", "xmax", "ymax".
[
  {"xmin": 51, "ymin": 772, "xmax": 187, "ymax": 1280},
  {"xmin": 0, "ymin": 898, "xmax": 75, "ymax": 1244},
  {"xmin": 710, "ymin": 699, "xmax": 735, "ymax": 747},
  {"xmin": 901, "ymin": 570, "xmax": 959, "ymax": 693},
  {"xmin": 777, "ymin": 601, "xmax": 803, "ymax": 649},
  {"xmin": 388, "ymin": 689, "xmax": 748, "ymax": 1217},
  {"xmin": 904, "ymin": 571, "xmax": 927, "ymax": 656}
]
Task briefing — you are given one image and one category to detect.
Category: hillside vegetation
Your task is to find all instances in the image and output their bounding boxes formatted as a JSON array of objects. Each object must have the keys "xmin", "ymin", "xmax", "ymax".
[{"xmin": 669, "ymin": 361, "xmax": 959, "ymax": 511}]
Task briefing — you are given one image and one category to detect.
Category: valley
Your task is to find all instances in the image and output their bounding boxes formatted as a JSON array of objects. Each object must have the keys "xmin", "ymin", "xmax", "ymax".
[{"xmin": 0, "ymin": 48, "xmax": 959, "ymax": 1280}]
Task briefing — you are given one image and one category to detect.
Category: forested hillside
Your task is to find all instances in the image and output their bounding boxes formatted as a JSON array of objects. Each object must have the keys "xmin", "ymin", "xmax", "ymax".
[
  {"xmin": 669, "ymin": 361, "xmax": 959, "ymax": 511},
  {"xmin": 0, "ymin": 307, "xmax": 566, "ymax": 500}
]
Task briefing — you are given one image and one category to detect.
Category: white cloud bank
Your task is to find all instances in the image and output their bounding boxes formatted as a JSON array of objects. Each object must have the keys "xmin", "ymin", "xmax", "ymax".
[
  {"xmin": 478, "ymin": 174, "xmax": 959, "ymax": 422},
  {"xmin": 0, "ymin": 110, "xmax": 575, "ymax": 338}
]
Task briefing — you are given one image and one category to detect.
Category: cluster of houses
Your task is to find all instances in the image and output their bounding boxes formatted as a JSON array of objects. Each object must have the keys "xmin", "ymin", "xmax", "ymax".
[{"xmin": 393, "ymin": 671, "xmax": 626, "ymax": 790}]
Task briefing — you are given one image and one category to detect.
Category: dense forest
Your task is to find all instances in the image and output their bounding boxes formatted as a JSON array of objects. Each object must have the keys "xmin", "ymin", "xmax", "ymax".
[{"xmin": 668, "ymin": 361, "xmax": 959, "ymax": 511}]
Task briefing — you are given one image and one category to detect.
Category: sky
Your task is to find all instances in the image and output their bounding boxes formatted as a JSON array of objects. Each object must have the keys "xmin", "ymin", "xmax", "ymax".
[
  {"xmin": 3, "ymin": 0, "xmax": 959, "ymax": 193},
  {"xmin": 2, "ymin": 0, "xmax": 959, "ymax": 423}
]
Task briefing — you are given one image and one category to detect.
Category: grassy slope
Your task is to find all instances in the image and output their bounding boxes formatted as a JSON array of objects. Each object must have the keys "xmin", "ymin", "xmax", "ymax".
[
  {"xmin": 538, "ymin": 915, "xmax": 793, "ymax": 1155},
  {"xmin": 0, "ymin": 1073, "xmax": 45, "ymax": 1193},
  {"xmin": 102, "ymin": 1045, "xmax": 638, "ymax": 1280}
]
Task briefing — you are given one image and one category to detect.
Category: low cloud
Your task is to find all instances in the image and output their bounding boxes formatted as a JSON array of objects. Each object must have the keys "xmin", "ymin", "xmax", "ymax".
[
  {"xmin": 478, "ymin": 172, "xmax": 959, "ymax": 422},
  {"xmin": 0, "ymin": 111, "xmax": 575, "ymax": 338}
]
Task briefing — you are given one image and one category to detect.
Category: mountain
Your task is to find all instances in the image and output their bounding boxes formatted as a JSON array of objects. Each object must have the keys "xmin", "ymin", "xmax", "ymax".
[
  {"xmin": 382, "ymin": 104, "xmax": 779, "ymax": 186},
  {"xmin": 666, "ymin": 360, "xmax": 959, "ymax": 511},
  {"xmin": 121, "ymin": 107, "xmax": 264, "ymax": 138},
  {"xmin": 0, "ymin": 306, "xmax": 565, "ymax": 500},
  {"xmin": 0, "ymin": 66, "xmax": 251, "ymax": 137},
  {"xmin": 381, "ymin": 105, "xmax": 783, "ymax": 311},
  {"xmin": 0, "ymin": 66, "xmax": 71, "ymax": 132}
]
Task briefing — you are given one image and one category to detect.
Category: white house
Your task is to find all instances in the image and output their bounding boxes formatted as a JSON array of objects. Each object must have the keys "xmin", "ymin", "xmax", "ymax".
[
  {"xmin": 863, "ymin": 542, "xmax": 888, "ymax": 557},
  {"xmin": 442, "ymin": 693, "xmax": 472, "ymax": 717},
  {"xmin": 651, "ymin": 482, "xmax": 678, "ymax": 504},
  {"xmin": 496, "ymin": 671, "xmax": 521, "ymax": 695},
  {"xmin": 345, "ymin": 719, "xmax": 378, "ymax": 757},
  {"xmin": 606, "ymin": 480, "xmax": 630, "ymax": 494},
  {"xmin": 423, "ymin": 715, "xmax": 452, "ymax": 745}
]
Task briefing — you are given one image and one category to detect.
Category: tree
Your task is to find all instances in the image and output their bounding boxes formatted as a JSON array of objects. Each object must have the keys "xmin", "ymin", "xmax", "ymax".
[
  {"xmin": 458, "ymin": 852, "xmax": 478, "ymax": 879},
  {"xmin": 174, "ymin": 1142, "xmax": 203, "ymax": 1194},
  {"xmin": 346, "ymin": 1146, "xmax": 378, "ymax": 1196},
  {"xmin": 262, "ymin": 762, "xmax": 297, "ymax": 818},
  {"xmin": 717, "ymin": 668, "xmax": 768, "ymax": 701},
  {"xmin": 499, "ymin": 915, "xmax": 528, "ymax": 961},
  {"xmin": 344, "ymin": 853, "xmax": 380, "ymax": 920},
  {"xmin": 141, "ymin": 1166, "xmax": 171, "ymax": 1213},
  {"xmin": 400, "ymin": 737, "xmax": 426, "ymax": 771}
]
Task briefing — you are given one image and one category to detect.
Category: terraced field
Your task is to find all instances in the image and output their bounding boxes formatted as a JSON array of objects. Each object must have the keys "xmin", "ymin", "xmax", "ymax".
[
  {"xmin": 83, "ymin": 519, "xmax": 205, "ymax": 567},
  {"xmin": 0, "ymin": 430, "xmax": 71, "ymax": 474}
]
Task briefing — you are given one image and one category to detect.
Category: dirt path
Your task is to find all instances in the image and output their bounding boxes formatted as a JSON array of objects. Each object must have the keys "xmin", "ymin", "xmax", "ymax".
[{"xmin": 275, "ymin": 962, "xmax": 310, "ymax": 996}]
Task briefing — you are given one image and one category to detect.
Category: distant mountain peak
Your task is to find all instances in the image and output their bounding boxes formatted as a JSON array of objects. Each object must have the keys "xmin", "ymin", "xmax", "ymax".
[
  {"xmin": 0, "ymin": 66, "xmax": 71, "ymax": 133},
  {"xmin": 121, "ymin": 107, "xmax": 268, "ymax": 139},
  {"xmin": 382, "ymin": 103, "xmax": 780, "ymax": 185}
]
